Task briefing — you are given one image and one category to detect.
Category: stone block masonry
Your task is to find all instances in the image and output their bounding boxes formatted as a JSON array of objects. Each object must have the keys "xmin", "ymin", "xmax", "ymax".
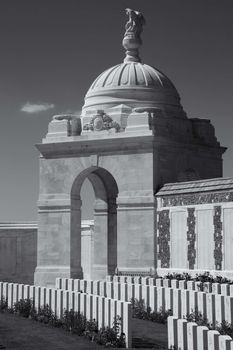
[
  {"xmin": 0, "ymin": 222, "xmax": 37, "ymax": 284},
  {"xmin": 0, "ymin": 221, "xmax": 94, "ymax": 286}
]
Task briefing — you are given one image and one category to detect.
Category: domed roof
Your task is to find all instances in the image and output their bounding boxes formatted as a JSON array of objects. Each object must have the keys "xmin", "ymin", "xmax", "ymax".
[
  {"xmin": 89, "ymin": 62, "xmax": 177, "ymax": 92},
  {"xmin": 82, "ymin": 9, "xmax": 186, "ymax": 119},
  {"xmin": 82, "ymin": 61, "xmax": 185, "ymax": 117}
]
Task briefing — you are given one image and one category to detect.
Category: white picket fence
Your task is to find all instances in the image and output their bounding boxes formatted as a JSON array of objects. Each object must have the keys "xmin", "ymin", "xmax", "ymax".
[
  {"xmin": 107, "ymin": 275, "xmax": 233, "ymax": 296},
  {"xmin": 56, "ymin": 278, "xmax": 233, "ymax": 327},
  {"xmin": 168, "ymin": 316, "xmax": 233, "ymax": 350},
  {"xmin": 0, "ymin": 281, "xmax": 132, "ymax": 348}
]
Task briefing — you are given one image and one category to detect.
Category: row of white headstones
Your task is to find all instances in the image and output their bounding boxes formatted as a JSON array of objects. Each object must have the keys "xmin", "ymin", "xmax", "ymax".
[{"xmin": 2, "ymin": 276, "xmax": 233, "ymax": 349}]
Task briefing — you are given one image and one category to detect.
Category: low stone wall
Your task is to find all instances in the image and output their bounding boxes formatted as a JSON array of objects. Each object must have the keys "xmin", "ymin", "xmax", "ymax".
[
  {"xmin": 57, "ymin": 278, "xmax": 233, "ymax": 326},
  {"xmin": 0, "ymin": 280, "xmax": 132, "ymax": 348},
  {"xmin": 0, "ymin": 220, "xmax": 94, "ymax": 285},
  {"xmin": 168, "ymin": 316, "xmax": 232, "ymax": 350},
  {"xmin": 0, "ymin": 222, "xmax": 37, "ymax": 284}
]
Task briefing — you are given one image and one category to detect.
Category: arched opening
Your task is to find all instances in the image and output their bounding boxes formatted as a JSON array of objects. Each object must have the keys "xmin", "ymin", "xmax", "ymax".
[
  {"xmin": 80, "ymin": 179, "xmax": 94, "ymax": 280},
  {"xmin": 70, "ymin": 167, "xmax": 118, "ymax": 280}
]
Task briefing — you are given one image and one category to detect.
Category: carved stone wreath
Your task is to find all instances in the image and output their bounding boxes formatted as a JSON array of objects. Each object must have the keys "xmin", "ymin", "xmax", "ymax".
[{"xmin": 83, "ymin": 110, "xmax": 120, "ymax": 132}]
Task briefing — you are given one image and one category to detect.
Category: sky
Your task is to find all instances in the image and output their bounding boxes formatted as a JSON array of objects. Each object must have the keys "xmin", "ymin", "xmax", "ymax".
[{"xmin": 0, "ymin": 0, "xmax": 233, "ymax": 221}]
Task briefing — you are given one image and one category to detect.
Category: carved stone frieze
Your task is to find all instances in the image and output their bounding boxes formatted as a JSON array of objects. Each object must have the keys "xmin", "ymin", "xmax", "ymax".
[
  {"xmin": 213, "ymin": 206, "xmax": 222, "ymax": 270},
  {"xmin": 187, "ymin": 208, "xmax": 196, "ymax": 269},
  {"xmin": 83, "ymin": 110, "xmax": 120, "ymax": 132},
  {"xmin": 162, "ymin": 191, "xmax": 233, "ymax": 207},
  {"xmin": 157, "ymin": 210, "xmax": 170, "ymax": 268}
]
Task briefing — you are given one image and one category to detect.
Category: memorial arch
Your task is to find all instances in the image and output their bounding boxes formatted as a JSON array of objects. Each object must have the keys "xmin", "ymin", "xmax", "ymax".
[
  {"xmin": 34, "ymin": 9, "xmax": 225, "ymax": 287},
  {"xmin": 70, "ymin": 166, "xmax": 118, "ymax": 280}
]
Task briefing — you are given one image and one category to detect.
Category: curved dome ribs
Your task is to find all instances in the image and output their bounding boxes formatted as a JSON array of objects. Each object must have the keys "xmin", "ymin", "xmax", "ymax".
[
  {"xmin": 90, "ymin": 70, "xmax": 107, "ymax": 90},
  {"xmin": 82, "ymin": 61, "xmax": 186, "ymax": 119},
  {"xmin": 87, "ymin": 63, "xmax": 178, "ymax": 91},
  {"xmin": 138, "ymin": 63, "xmax": 148, "ymax": 86},
  {"xmin": 147, "ymin": 66, "xmax": 163, "ymax": 87},
  {"xmin": 117, "ymin": 63, "xmax": 127, "ymax": 85}
]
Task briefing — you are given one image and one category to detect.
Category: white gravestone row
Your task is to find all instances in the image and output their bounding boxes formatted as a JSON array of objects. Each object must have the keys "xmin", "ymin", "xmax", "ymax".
[
  {"xmin": 106, "ymin": 275, "xmax": 233, "ymax": 296},
  {"xmin": 168, "ymin": 316, "xmax": 233, "ymax": 350},
  {"xmin": 0, "ymin": 281, "xmax": 132, "ymax": 348},
  {"xmin": 56, "ymin": 278, "xmax": 233, "ymax": 326}
]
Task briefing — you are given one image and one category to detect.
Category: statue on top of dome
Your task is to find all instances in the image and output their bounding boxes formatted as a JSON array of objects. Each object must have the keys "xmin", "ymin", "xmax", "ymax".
[
  {"xmin": 123, "ymin": 9, "xmax": 145, "ymax": 63},
  {"xmin": 125, "ymin": 8, "xmax": 145, "ymax": 37}
]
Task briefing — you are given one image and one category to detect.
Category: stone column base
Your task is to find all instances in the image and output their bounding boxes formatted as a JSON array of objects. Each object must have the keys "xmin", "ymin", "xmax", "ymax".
[{"xmin": 91, "ymin": 264, "xmax": 108, "ymax": 280}]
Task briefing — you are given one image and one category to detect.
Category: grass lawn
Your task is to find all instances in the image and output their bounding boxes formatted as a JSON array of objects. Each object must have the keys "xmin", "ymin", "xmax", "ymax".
[
  {"xmin": 0, "ymin": 313, "xmax": 168, "ymax": 350},
  {"xmin": 132, "ymin": 318, "xmax": 168, "ymax": 349},
  {"xmin": 0, "ymin": 312, "xmax": 102, "ymax": 350}
]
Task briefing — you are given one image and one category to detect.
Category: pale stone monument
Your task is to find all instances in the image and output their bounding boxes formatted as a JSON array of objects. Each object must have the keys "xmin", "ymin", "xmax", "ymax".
[{"xmin": 34, "ymin": 9, "xmax": 225, "ymax": 287}]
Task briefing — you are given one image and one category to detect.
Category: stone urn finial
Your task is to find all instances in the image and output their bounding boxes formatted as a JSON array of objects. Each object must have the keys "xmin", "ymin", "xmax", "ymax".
[{"xmin": 122, "ymin": 8, "xmax": 145, "ymax": 63}]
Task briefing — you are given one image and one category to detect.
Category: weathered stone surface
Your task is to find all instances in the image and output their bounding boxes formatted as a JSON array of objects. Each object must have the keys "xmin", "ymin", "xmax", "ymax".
[
  {"xmin": 0, "ymin": 222, "xmax": 37, "ymax": 285},
  {"xmin": 32, "ymin": 7, "xmax": 226, "ymax": 286},
  {"xmin": 161, "ymin": 190, "xmax": 233, "ymax": 208}
]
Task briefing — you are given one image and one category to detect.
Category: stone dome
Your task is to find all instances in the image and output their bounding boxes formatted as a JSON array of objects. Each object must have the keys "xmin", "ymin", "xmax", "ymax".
[
  {"xmin": 82, "ymin": 62, "xmax": 186, "ymax": 119},
  {"xmin": 89, "ymin": 62, "xmax": 176, "ymax": 91},
  {"xmin": 81, "ymin": 10, "xmax": 187, "ymax": 119}
]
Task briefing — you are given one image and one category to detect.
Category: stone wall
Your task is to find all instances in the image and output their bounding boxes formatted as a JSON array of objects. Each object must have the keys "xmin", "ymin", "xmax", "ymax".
[
  {"xmin": 0, "ymin": 220, "xmax": 94, "ymax": 285},
  {"xmin": 156, "ymin": 177, "xmax": 233, "ymax": 278},
  {"xmin": 0, "ymin": 222, "xmax": 37, "ymax": 284}
]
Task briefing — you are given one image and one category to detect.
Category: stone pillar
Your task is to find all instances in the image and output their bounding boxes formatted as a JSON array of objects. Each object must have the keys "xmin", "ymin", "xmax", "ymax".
[
  {"xmin": 91, "ymin": 199, "xmax": 108, "ymax": 279},
  {"xmin": 70, "ymin": 195, "xmax": 83, "ymax": 279},
  {"xmin": 116, "ymin": 191, "xmax": 156, "ymax": 275},
  {"xmin": 34, "ymin": 193, "xmax": 82, "ymax": 287},
  {"xmin": 108, "ymin": 198, "xmax": 117, "ymax": 275},
  {"xmin": 81, "ymin": 222, "xmax": 94, "ymax": 280}
]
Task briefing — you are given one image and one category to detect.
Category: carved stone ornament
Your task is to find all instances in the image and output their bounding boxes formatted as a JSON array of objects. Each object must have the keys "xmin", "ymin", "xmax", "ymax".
[
  {"xmin": 187, "ymin": 208, "xmax": 196, "ymax": 269},
  {"xmin": 213, "ymin": 206, "xmax": 223, "ymax": 270},
  {"xmin": 122, "ymin": 8, "xmax": 145, "ymax": 63},
  {"xmin": 83, "ymin": 110, "xmax": 120, "ymax": 132},
  {"xmin": 124, "ymin": 8, "xmax": 145, "ymax": 37},
  {"xmin": 162, "ymin": 191, "xmax": 233, "ymax": 207},
  {"xmin": 157, "ymin": 210, "xmax": 170, "ymax": 268}
]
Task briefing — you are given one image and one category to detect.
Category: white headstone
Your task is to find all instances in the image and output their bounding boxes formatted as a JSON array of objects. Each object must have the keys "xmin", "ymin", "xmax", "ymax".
[
  {"xmin": 207, "ymin": 330, "xmax": 220, "ymax": 349},
  {"xmin": 167, "ymin": 316, "xmax": 178, "ymax": 349},
  {"xmin": 219, "ymin": 335, "xmax": 232, "ymax": 350},
  {"xmin": 177, "ymin": 319, "xmax": 188, "ymax": 350},
  {"xmin": 173, "ymin": 289, "xmax": 182, "ymax": 318},
  {"xmin": 187, "ymin": 322, "xmax": 197, "ymax": 350},
  {"xmin": 206, "ymin": 293, "xmax": 215, "ymax": 326},
  {"xmin": 197, "ymin": 326, "xmax": 208, "ymax": 350}
]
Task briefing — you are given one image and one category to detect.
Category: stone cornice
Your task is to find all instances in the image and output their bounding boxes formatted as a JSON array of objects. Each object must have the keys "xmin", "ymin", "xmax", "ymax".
[
  {"xmin": 36, "ymin": 133, "xmax": 225, "ymax": 159},
  {"xmin": 0, "ymin": 222, "xmax": 38, "ymax": 230},
  {"xmin": 36, "ymin": 133, "xmax": 154, "ymax": 158}
]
